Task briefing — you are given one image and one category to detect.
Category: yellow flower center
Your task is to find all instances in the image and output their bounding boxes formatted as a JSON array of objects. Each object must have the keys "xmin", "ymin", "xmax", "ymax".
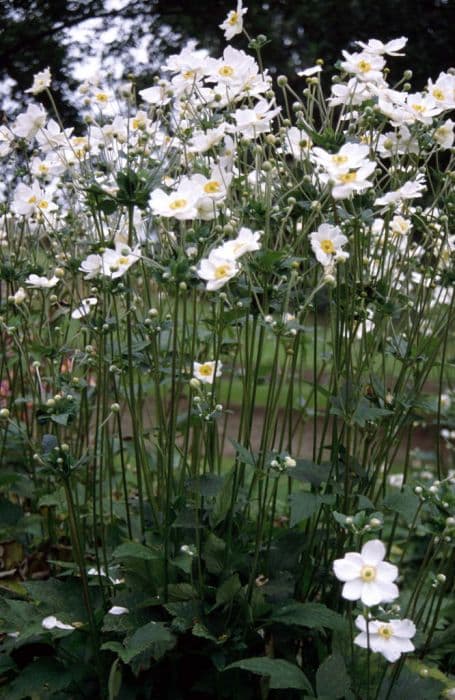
[
  {"xmin": 198, "ymin": 363, "xmax": 214, "ymax": 376},
  {"xmin": 411, "ymin": 103, "xmax": 425, "ymax": 113},
  {"xmin": 432, "ymin": 88, "xmax": 445, "ymax": 101},
  {"xmin": 132, "ymin": 117, "xmax": 145, "ymax": 130},
  {"xmin": 360, "ymin": 565, "xmax": 377, "ymax": 582},
  {"xmin": 332, "ymin": 154, "xmax": 348, "ymax": 165},
  {"xmin": 228, "ymin": 11, "xmax": 239, "ymax": 25},
  {"xmin": 95, "ymin": 92, "xmax": 109, "ymax": 102},
  {"xmin": 339, "ymin": 171, "xmax": 357, "ymax": 183},
  {"xmin": 27, "ymin": 195, "xmax": 37, "ymax": 204},
  {"xmin": 38, "ymin": 200, "xmax": 49, "ymax": 209},
  {"xmin": 183, "ymin": 70, "xmax": 196, "ymax": 80},
  {"xmin": 118, "ymin": 256, "xmax": 130, "ymax": 265},
  {"xmin": 358, "ymin": 60, "xmax": 372, "ymax": 73},
  {"xmin": 204, "ymin": 181, "xmax": 221, "ymax": 193},
  {"xmin": 320, "ymin": 239, "xmax": 335, "ymax": 254},
  {"xmin": 378, "ymin": 625, "xmax": 393, "ymax": 639},
  {"xmin": 215, "ymin": 264, "xmax": 231, "ymax": 279},
  {"xmin": 219, "ymin": 65, "xmax": 234, "ymax": 77},
  {"xmin": 169, "ymin": 198, "xmax": 188, "ymax": 210},
  {"xmin": 38, "ymin": 164, "xmax": 49, "ymax": 173}
]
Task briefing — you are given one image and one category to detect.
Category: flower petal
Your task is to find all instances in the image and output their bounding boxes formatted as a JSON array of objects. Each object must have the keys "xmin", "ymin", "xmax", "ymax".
[
  {"xmin": 342, "ymin": 578, "xmax": 363, "ymax": 600},
  {"xmin": 333, "ymin": 557, "xmax": 361, "ymax": 581},
  {"xmin": 376, "ymin": 561, "xmax": 398, "ymax": 582},
  {"xmin": 361, "ymin": 539, "xmax": 386, "ymax": 565},
  {"xmin": 360, "ymin": 581, "xmax": 384, "ymax": 606}
]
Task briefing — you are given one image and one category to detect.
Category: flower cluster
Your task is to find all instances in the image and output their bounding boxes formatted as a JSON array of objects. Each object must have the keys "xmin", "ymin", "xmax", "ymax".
[{"xmin": 334, "ymin": 540, "xmax": 416, "ymax": 663}]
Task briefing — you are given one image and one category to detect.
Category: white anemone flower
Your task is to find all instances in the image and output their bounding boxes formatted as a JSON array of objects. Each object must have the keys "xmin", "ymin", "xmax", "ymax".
[
  {"xmin": 42, "ymin": 615, "xmax": 75, "ymax": 631},
  {"xmin": 374, "ymin": 175, "xmax": 426, "ymax": 207},
  {"xmin": 218, "ymin": 227, "xmax": 262, "ymax": 259},
  {"xmin": 219, "ymin": 0, "xmax": 247, "ymax": 41},
  {"xmin": 355, "ymin": 37, "xmax": 408, "ymax": 56},
  {"xmin": 354, "ymin": 615, "xmax": 416, "ymax": 662},
  {"xmin": 310, "ymin": 224, "xmax": 349, "ymax": 267},
  {"xmin": 25, "ymin": 67, "xmax": 52, "ymax": 95},
  {"xmin": 71, "ymin": 297, "xmax": 98, "ymax": 320},
  {"xmin": 433, "ymin": 119, "xmax": 454, "ymax": 149},
  {"xmin": 108, "ymin": 606, "xmax": 129, "ymax": 615},
  {"xmin": 101, "ymin": 244, "xmax": 141, "ymax": 279},
  {"xmin": 79, "ymin": 253, "xmax": 103, "ymax": 280},
  {"xmin": 340, "ymin": 51, "xmax": 385, "ymax": 83},
  {"xmin": 12, "ymin": 103, "xmax": 47, "ymax": 139},
  {"xmin": 197, "ymin": 251, "xmax": 239, "ymax": 291},
  {"xmin": 193, "ymin": 360, "xmax": 223, "ymax": 384},
  {"xmin": 333, "ymin": 539, "xmax": 399, "ymax": 606},
  {"xmin": 25, "ymin": 274, "xmax": 59, "ymax": 288}
]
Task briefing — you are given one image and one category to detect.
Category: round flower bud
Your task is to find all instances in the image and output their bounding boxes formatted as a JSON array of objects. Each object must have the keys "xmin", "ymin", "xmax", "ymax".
[
  {"xmin": 0, "ymin": 408, "xmax": 10, "ymax": 419},
  {"xmin": 277, "ymin": 75, "xmax": 288, "ymax": 87},
  {"xmin": 436, "ymin": 573, "xmax": 447, "ymax": 584},
  {"xmin": 111, "ymin": 403, "xmax": 120, "ymax": 413},
  {"xmin": 369, "ymin": 517, "xmax": 382, "ymax": 528},
  {"xmin": 414, "ymin": 486, "xmax": 423, "ymax": 495},
  {"xmin": 189, "ymin": 378, "xmax": 201, "ymax": 391}
]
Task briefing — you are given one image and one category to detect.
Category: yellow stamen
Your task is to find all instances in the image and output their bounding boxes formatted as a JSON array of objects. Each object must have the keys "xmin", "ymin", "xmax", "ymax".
[
  {"xmin": 378, "ymin": 625, "xmax": 393, "ymax": 639},
  {"xmin": 219, "ymin": 65, "xmax": 234, "ymax": 77},
  {"xmin": 204, "ymin": 181, "xmax": 221, "ymax": 194},
  {"xmin": 360, "ymin": 565, "xmax": 377, "ymax": 582},
  {"xmin": 320, "ymin": 239, "xmax": 335, "ymax": 254},
  {"xmin": 169, "ymin": 198, "xmax": 188, "ymax": 210},
  {"xmin": 198, "ymin": 364, "xmax": 214, "ymax": 376},
  {"xmin": 339, "ymin": 171, "xmax": 357, "ymax": 183},
  {"xmin": 332, "ymin": 154, "xmax": 348, "ymax": 165},
  {"xmin": 214, "ymin": 264, "xmax": 231, "ymax": 279},
  {"xmin": 357, "ymin": 60, "xmax": 372, "ymax": 73}
]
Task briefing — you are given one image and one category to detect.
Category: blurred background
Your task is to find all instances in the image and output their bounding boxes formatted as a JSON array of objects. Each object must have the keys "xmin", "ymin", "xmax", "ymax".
[{"xmin": 1, "ymin": 0, "xmax": 454, "ymax": 122}]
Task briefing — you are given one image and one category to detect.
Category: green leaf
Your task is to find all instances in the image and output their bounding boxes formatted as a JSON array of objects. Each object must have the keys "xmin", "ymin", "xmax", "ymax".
[
  {"xmin": 316, "ymin": 653, "xmax": 351, "ymax": 698},
  {"xmin": 225, "ymin": 657, "xmax": 313, "ymax": 692},
  {"xmin": 216, "ymin": 573, "xmax": 242, "ymax": 606},
  {"xmin": 5, "ymin": 658, "xmax": 74, "ymax": 700},
  {"xmin": 290, "ymin": 492, "xmax": 321, "ymax": 526},
  {"xmin": 229, "ymin": 439, "xmax": 256, "ymax": 466},
  {"xmin": 166, "ymin": 583, "xmax": 198, "ymax": 601},
  {"xmin": 289, "ymin": 460, "xmax": 331, "ymax": 486},
  {"xmin": 202, "ymin": 533, "xmax": 226, "ymax": 574},
  {"xmin": 352, "ymin": 398, "xmax": 392, "ymax": 427},
  {"xmin": 382, "ymin": 485, "xmax": 420, "ymax": 522},
  {"xmin": 112, "ymin": 542, "xmax": 160, "ymax": 561},
  {"xmin": 269, "ymin": 602, "xmax": 346, "ymax": 632},
  {"xmin": 121, "ymin": 622, "xmax": 176, "ymax": 664}
]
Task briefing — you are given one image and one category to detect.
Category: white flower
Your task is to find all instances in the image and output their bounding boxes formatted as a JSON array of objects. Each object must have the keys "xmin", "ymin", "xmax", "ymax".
[
  {"xmin": 219, "ymin": 0, "xmax": 247, "ymax": 41},
  {"xmin": 310, "ymin": 224, "xmax": 349, "ymax": 267},
  {"xmin": 404, "ymin": 92, "xmax": 443, "ymax": 124},
  {"xmin": 150, "ymin": 180, "xmax": 200, "ymax": 220},
  {"xmin": 354, "ymin": 615, "xmax": 416, "ymax": 662},
  {"xmin": 340, "ymin": 51, "xmax": 385, "ymax": 83},
  {"xmin": 79, "ymin": 253, "xmax": 103, "ymax": 280},
  {"xmin": 12, "ymin": 182, "xmax": 58, "ymax": 218},
  {"xmin": 312, "ymin": 143, "xmax": 371, "ymax": 175},
  {"xmin": 426, "ymin": 72, "xmax": 455, "ymax": 110},
  {"xmin": 433, "ymin": 119, "xmax": 454, "ymax": 149},
  {"xmin": 42, "ymin": 615, "xmax": 75, "ymax": 631},
  {"xmin": 11, "ymin": 288, "xmax": 27, "ymax": 305},
  {"xmin": 101, "ymin": 244, "xmax": 141, "ymax": 279},
  {"xmin": 333, "ymin": 539, "xmax": 399, "ymax": 606},
  {"xmin": 71, "ymin": 297, "xmax": 98, "ymax": 320},
  {"xmin": 197, "ymin": 251, "xmax": 240, "ymax": 291},
  {"xmin": 374, "ymin": 175, "xmax": 426, "ymax": 207},
  {"xmin": 25, "ymin": 274, "xmax": 59, "ymax": 289},
  {"xmin": 193, "ymin": 360, "xmax": 223, "ymax": 384},
  {"xmin": 12, "ymin": 103, "xmax": 47, "ymax": 139},
  {"xmin": 25, "ymin": 67, "xmax": 51, "ymax": 95},
  {"xmin": 218, "ymin": 227, "xmax": 261, "ymax": 259},
  {"xmin": 297, "ymin": 65, "xmax": 322, "ymax": 77},
  {"xmin": 284, "ymin": 126, "xmax": 313, "ymax": 159},
  {"xmin": 355, "ymin": 37, "xmax": 408, "ymax": 56},
  {"xmin": 108, "ymin": 606, "xmax": 129, "ymax": 615},
  {"xmin": 231, "ymin": 99, "xmax": 281, "ymax": 139}
]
